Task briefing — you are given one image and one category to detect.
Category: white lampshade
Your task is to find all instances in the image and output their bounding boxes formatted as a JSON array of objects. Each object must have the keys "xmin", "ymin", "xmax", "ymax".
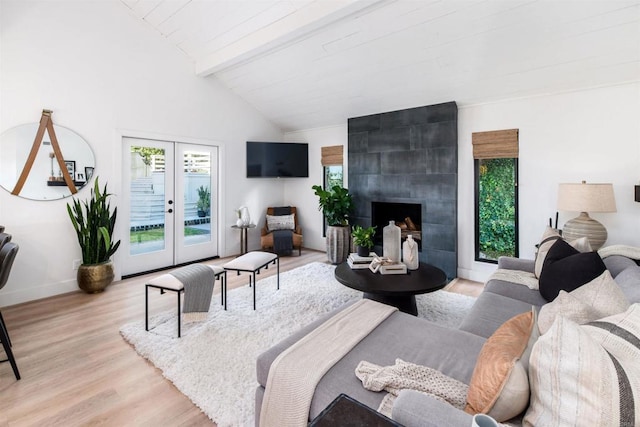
[
  {"xmin": 557, "ymin": 182, "xmax": 616, "ymax": 250},
  {"xmin": 557, "ymin": 182, "xmax": 616, "ymax": 213}
]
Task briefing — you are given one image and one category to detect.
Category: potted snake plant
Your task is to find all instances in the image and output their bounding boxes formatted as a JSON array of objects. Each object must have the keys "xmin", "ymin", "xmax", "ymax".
[{"xmin": 67, "ymin": 177, "xmax": 121, "ymax": 293}]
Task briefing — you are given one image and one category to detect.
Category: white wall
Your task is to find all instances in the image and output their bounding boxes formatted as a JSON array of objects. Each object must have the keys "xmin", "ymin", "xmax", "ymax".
[
  {"xmin": 0, "ymin": 0, "xmax": 284, "ymax": 306},
  {"xmin": 285, "ymin": 84, "xmax": 640, "ymax": 284},
  {"xmin": 458, "ymin": 82, "xmax": 640, "ymax": 282},
  {"xmin": 284, "ymin": 125, "xmax": 348, "ymax": 253}
]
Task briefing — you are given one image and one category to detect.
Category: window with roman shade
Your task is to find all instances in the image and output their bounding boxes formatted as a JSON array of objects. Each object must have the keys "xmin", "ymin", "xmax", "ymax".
[
  {"xmin": 321, "ymin": 145, "xmax": 344, "ymax": 236},
  {"xmin": 473, "ymin": 129, "xmax": 519, "ymax": 263}
]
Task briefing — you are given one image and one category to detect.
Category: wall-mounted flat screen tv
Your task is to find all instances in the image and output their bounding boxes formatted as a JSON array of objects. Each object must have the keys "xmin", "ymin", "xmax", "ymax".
[{"xmin": 246, "ymin": 141, "xmax": 309, "ymax": 178}]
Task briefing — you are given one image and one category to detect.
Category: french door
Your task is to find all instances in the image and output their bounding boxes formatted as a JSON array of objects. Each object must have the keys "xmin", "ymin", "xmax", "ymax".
[{"xmin": 121, "ymin": 137, "xmax": 219, "ymax": 276}]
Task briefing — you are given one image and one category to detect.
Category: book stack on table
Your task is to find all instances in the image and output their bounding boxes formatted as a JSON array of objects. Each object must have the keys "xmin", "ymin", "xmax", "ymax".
[{"xmin": 347, "ymin": 252, "xmax": 376, "ymax": 269}]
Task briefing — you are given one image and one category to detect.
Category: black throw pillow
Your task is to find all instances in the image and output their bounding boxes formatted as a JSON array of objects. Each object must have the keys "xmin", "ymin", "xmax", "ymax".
[{"xmin": 538, "ymin": 238, "xmax": 607, "ymax": 302}]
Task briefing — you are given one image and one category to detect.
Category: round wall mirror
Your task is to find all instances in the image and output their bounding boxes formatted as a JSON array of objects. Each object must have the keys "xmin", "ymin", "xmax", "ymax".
[{"xmin": 0, "ymin": 123, "xmax": 96, "ymax": 200}]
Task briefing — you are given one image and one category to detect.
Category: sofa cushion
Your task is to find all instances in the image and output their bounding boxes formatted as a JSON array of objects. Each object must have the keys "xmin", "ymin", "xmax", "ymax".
[
  {"xmin": 538, "ymin": 238, "xmax": 606, "ymax": 302},
  {"xmin": 393, "ymin": 390, "xmax": 474, "ymax": 427},
  {"xmin": 484, "ymin": 279, "xmax": 548, "ymax": 307},
  {"xmin": 614, "ymin": 265, "xmax": 640, "ymax": 304},
  {"xmin": 604, "ymin": 255, "xmax": 639, "ymax": 278},
  {"xmin": 538, "ymin": 270, "xmax": 630, "ymax": 334},
  {"xmin": 465, "ymin": 309, "xmax": 538, "ymax": 422},
  {"xmin": 525, "ymin": 304, "xmax": 640, "ymax": 426},
  {"xmin": 459, "ymin": 291, "xmax": 535, "ymax": 339}
]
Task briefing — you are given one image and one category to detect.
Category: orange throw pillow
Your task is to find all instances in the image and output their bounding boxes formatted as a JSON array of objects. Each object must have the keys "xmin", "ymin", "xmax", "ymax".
[{"xmin": 465, "ymin": 308, "xmax": 538, "ymax": 422}]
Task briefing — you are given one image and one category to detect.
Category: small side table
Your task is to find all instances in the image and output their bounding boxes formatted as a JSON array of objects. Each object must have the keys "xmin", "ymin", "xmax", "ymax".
[
  {"xmin": 309, "ymin": 393, "xmax": 402, "ymax": 426},
  {"xmin": 231, "ymin": 224, "xmax": 256, "ymax": 255}
]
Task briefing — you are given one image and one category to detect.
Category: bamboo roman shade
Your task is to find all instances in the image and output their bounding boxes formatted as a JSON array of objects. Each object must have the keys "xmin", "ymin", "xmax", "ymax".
[
  {"xmin": 472, "ymin": 129, "xmax": 519, "ymax": 159},
  {"xmin": 321, "ymin": 145, "xmax": 343, "ymax": 166}
]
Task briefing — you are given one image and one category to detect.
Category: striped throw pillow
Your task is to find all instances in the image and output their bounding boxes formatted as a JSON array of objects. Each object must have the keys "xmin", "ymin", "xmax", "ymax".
[{"xmin": 525, "ymin": 304, "xmax": 640, "ymax": 426}]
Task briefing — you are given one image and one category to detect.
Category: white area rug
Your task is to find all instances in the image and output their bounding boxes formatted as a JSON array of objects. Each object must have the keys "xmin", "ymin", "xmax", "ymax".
[{"xmin": 120, "ymin": 262, "xmax": 476, "ymax": 427}]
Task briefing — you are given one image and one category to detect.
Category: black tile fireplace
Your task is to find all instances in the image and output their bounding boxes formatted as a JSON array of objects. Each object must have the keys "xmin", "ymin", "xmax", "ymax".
[{"xmin": 348, "ymin": 101, "xmax": 458, "ymax": 279}]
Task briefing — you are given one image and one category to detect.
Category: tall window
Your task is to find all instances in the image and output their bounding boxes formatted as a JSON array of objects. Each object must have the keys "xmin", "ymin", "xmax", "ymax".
[
  {"xmin": 321, "ymin": 145, "xmax": 344, "ymax": 235},
  {"xmin": 321, "ymin": 145, "xmax": 344, "ymax": 189},
  {"xmin": 324, "ymin": 165, "xmax": 343, "ymax": 189},
  {"xmin": 473, "ymin": 129, "xmax": 519, "ymax": 263}
]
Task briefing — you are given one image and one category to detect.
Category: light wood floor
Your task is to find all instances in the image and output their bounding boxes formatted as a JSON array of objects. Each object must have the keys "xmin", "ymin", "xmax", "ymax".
[{"xmin": 0, "ymin": 250, "xmax": 482, "ymax": 426}]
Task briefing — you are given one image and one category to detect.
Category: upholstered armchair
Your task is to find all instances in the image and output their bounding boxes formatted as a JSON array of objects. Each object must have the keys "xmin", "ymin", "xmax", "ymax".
[{"xmin": 260, "ymin": 207, "xmax": 303, "ymax": 255}]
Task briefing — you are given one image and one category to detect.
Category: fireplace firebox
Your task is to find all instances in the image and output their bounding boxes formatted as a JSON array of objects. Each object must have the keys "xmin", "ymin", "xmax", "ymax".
[{"xmin": 371, "ymin": 201, "xmax": 422, "ymax": 251}]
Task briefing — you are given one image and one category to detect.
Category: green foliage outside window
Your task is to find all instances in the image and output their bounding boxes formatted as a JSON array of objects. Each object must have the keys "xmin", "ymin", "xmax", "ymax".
[
  {"xmin": 478, "ymin": 158, "xmax": 517, "ymax": 261},
  {"xmin": 131, "ymin": 146, "xmax": 164, "ymax": 165}
]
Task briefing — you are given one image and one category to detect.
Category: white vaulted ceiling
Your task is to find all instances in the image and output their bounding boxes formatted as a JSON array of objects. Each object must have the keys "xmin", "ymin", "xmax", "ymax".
[{"xmin": 121, "ymin": 0, "xmax": 640, "ymax": 131}]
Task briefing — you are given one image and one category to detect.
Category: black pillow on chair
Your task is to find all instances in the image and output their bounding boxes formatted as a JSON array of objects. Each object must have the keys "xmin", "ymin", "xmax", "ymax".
[{"xmin": 538, "ymin": 238, "xmax": 607, "ymax": 302}]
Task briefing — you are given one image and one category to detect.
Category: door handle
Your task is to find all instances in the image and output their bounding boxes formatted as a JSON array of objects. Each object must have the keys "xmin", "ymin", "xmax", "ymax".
[
  {"xmin": 168, "ymin": 200, "xmax": 174, "ymax": 205},
  {"xmin": 167, "ymin": 209, "xmax": 173, "ymax": 213}
]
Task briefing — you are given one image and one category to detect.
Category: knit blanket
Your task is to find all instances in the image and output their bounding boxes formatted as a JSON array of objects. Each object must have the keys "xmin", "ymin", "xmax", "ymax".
[
  {"xmin": 355, "ymin": 358, "xmax": 469, "ymax": 418},
  {"xmin": 170, "ymin": 264, "xmax": 215, "ymax": 322},
  {"xmin": 259, "ymin": 299, "xmax": 398, "ymax": 427}
]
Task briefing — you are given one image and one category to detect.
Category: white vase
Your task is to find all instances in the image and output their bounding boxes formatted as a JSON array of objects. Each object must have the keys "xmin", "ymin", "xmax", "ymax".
[
  {"xmin": 402, "ymin": 234, "xmax": 419, "ymax": 270},
  {"xmin": 383, "ymin": 220, "xmax": 401, "ymax": 263},
  {"xmin": 239, "ymin": 206, "xmax": 251, "ymax": 225},
  {"xmin": 236, "ymin": 218, "xmax": 244, "ymax": 227}
]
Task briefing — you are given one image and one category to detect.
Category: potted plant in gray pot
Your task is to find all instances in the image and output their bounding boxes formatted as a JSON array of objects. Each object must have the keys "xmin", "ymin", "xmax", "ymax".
[
  {"xmin": 352, "ymin": 225, "xmax": 376, "ymax": 257},
  {"xmin": 67, "ymin": 177, "xmax": 121, "ymax": 293},
  {"xmin": 312, "ymin": 184, "xmax": 354, "ymax": 264}
]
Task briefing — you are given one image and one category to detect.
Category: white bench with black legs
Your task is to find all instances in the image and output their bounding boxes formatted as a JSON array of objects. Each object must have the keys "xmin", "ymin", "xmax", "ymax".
[
  {"xmin": 145, "ymin": 264, "xmax": 226, "ymax": 338},
  {"xmin": 223, "ymin": 251, "xmax": 279, "ymax": 310}
]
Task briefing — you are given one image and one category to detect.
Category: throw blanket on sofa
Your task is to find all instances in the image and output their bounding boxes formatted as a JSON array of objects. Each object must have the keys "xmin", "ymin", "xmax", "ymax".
[
  {"xmin": 355, "ymin": 358, "xmax": 469, "ymax": 418},
  {"xmin": 170, "ymin": 264, "xmax": 215, "ymax": 322},
  {"xmin": 488, "ymin": 245, "xmax": 640, "ymax": 292},
  {"xmin": 598, "ymin": 244, "xmax": 640, "ymax": 261},
  {"xmin": 489, "ymin": 269, "xmax": 539, "ymax": 290},
  {"xmin": 260, "ymin": 299, "xmax": 398, "ymax": 427}
]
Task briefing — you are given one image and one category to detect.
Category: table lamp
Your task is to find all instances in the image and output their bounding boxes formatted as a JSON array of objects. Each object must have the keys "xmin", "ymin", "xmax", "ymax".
[{"xmin": 557, "ymin": 181, "xmax": 616, "ymax": 250}]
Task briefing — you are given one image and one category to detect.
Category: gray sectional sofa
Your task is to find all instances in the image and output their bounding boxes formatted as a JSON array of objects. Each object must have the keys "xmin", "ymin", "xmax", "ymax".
[{"xmin": 255, "ymin": 254, "xmax": 640, "ymax": 426}]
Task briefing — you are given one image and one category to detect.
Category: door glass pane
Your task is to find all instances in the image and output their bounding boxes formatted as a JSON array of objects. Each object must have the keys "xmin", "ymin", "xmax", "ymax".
[
  {"xmin": 183, "ymin": 150, "xmax": 211, "ymax": 246},
  {"xmin": 129, "ymin": 146, "xmax": 166, "ymax": 255}
]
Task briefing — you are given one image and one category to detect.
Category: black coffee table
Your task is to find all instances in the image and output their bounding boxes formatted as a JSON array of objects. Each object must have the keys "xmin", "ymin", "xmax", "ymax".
[{"xmin": 334, "ymin": 262, "xmax": 447, "ymax": 316}]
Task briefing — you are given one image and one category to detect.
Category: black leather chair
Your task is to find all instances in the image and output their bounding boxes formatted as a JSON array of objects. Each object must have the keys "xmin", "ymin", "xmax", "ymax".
[{"xmin": 0, "ymin": 242, "xmax": 20, "ymax": 380}]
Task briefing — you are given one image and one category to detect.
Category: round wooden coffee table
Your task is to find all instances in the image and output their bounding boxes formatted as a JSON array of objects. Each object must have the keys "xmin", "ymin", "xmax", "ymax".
[{"xmin": 334, "ymin": 262, "xmax": 447, "ymax": 316}]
